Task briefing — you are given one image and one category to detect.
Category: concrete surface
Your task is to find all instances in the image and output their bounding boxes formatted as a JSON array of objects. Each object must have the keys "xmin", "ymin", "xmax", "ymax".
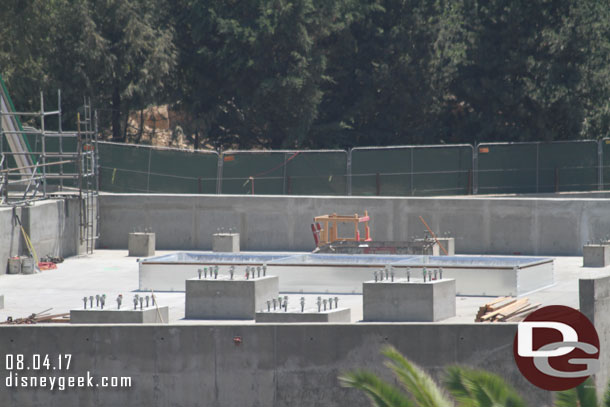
[
  {"xmin": 0, "ymin": 294, "xmax": 3, "ymax": 309},
  {"xmin": 185, "ymin": 275, "xmax": 279, "ymax": 319},
  {"xmin": 256, "ymin": 307, "xmax": 351, "ymax": 323},
  {"xmin": 580, "ymin": 274, "xmax": 610, "ymax": 398},
  {"xmin": 0, "ymin": 198, "xmax": 88, "ymax": 277},
  {"xmin": 0, "ymin": 250, "xmax": 591, "ymax": 324},
  {"xmin": 128, "ymin": 232, "xmax": 155, "ymax": 257},
  {"xmin": 213, "ymin": 232, "xmax": 240, "ymax": 252},
  {"xmin": 99, "ymin": 193, "xmax": 610, "ymax": 255},
  {"xmin": 70, "ymin": 306, "xmax": 168, "ymax": 324},
  {"xmin": 0, "ymin": 323, "xmax": 552, "ymax": 407},
  {"xmin": 0, "ymin": 250, "xmax": 604, "ymax": 406},
  {"xmin": 583, "ymin": 244, "xmax": 610, "ymax": 267},
  {"xmin": 363, "ymin": 278, "xmax": 456, "ymax": 322},
  {"xmin": 435, "ymin": 237, "xmax": 455, "ymax": 255}
]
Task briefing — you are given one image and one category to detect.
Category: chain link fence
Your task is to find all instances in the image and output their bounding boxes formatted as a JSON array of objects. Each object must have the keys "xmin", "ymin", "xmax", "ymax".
[{"xmin": 97, "ymin": 140, "xmax": 605, "ymax": 196}]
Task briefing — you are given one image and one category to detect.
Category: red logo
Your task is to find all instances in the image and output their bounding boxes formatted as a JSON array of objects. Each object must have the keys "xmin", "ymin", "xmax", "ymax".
[{"xmin": 513, "ymin": 305, "xmax": 600, "ymax": 391}]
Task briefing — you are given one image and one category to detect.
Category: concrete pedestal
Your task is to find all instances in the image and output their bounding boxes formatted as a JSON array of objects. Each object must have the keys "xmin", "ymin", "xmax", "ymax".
[
  {"xmin": 213, "ymin": 233, "xmax": 240, "ymax": 253},
  {"xmin": 363, "ymin": 278, "xmax": 456, "ymax": 322},
  {"xmin": 70, "ymin": 306, "xmax": 168, "ymax": 324},
  {"xmin": 583, "ymin": 244, "xmax": 610, "ymax": 267},
  {"xmin": 256, "ymin": 307, "xmax": 351, "ymax": 323},
  {"xmin": 128, "ymin": 232, "xmax": 155, "ymax": 257},
  {"xmin": 186, "ymin": 275, "xmax": 278, "ymax": 319},
  {"xmin": 434, "ymin": 237, "xmax": 455, "ymax": 256}
]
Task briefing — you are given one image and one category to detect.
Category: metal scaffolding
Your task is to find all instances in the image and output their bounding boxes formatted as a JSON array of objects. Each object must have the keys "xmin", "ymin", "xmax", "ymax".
[{"xmin": 0, "ymin": 91, "xmax": 99, "ymax": 254}]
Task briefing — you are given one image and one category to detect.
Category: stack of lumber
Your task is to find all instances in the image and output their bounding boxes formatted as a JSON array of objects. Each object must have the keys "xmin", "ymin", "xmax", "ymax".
[
  {"xmin": 475, "ymin": 297, "xmax": 540, "ymax": 322},
  {"xmin": 2, "ymin": 308, "xmax": 70, "ymax": 325}
]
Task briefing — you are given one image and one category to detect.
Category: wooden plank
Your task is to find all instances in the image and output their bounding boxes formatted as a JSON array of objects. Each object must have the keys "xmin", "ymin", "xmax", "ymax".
[
  {"xmin": 481, "ymin": 298, "xmax": 528, "ymax": 321},
  {"xmin": 485, "ymin": 296, "xmax": 511, "ymax": 307},
  {"xmin": 488, "ymin": 298, "xmax": 518, "ymax": 312},
  {"xmin": 502, "ymin": 303, "xmax": 541, "ymax": 321}
]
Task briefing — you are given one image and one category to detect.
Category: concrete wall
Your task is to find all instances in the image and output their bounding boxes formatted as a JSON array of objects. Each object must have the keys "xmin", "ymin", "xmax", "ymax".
[
  {"xmin": 99, "ymin": 193, "xmax": 610, "ymax": 255},
  {"xmin": 0, "ymin": 323, "xmax": 552, "ymax": 407},
  {"xmin": 580, "ymin": 274, "xmax": 610, "ymax": 397},
  {"xmin": 0, "ymin": 198, "xmax": 87, "ymax": 274},
  {"xmin": 0, "ymin": 206, "xmax": 22, "ymax": 274}
]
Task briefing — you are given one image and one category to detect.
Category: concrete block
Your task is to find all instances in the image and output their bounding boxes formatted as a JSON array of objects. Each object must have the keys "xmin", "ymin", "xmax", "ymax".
[
  {"xmin": 128, "ymin": 232, "xmax": 155, "ymax": 257},
  {"xmin": 363, "ymin": 278, "xmax": 456, "ymax": 322},
  {"xmin": 435, "ymin": 237, "xmax": 455, "ymax": 256},
  {"xmin": 213, "ymin": 233, "xmax": 240, "ymax": 253},
  {"xmin": 185, "ymin": 275, "xmax": 279, "ymax": 319},
  {"xmin": 583, "ymin": 244, "xmax": 610, "ymax": 267},
  {"xmin": 70, "ymin": 306, "xmax": 168, "ymax": 324},
  {"xmin": 0, "ymin": 295, "xmax": 4, "ymax": 309},
  {"xmin": 256, "ymin": 307, "xmax": 351, "ymax": 323},
  {"xmin": 579, "ymin": 275, "xmax": 610, "ymax": 399}
]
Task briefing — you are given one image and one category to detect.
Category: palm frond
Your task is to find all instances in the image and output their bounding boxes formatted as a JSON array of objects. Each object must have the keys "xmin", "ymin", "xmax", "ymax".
[
  {"xmin": 555, "ymin": 377, "xmax": 598, "ymax": 407},
  {"xmin": 339, "ymin": 369, "xmax": 415, "ymax": 407},
  {"xmin": 602, "ymin": 378, "xmax": 610, "ymax": 407},
  {"xmin": 381, "ymin": 345, "xmax": 453, "ymax": 407},
  {"xmin": 445, "ymin": 365, "xmax": 526, "ymax": 407}
]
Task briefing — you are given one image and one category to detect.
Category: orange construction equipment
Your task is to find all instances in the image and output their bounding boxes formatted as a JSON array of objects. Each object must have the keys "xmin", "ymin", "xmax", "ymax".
[{"xmin": 312, "ymin": 210, "xmax": 372, "ymax": 247}]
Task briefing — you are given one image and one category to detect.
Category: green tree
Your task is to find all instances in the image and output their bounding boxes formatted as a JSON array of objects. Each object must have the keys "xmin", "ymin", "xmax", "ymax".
[
  {"xmin": 340, "ymin": 345, "xmax": 610, "ymax": 407},
  {"xmin": 87, "ymin": 0, "xmax": 176, "ymax": 141},
  {"xmin": 173, "ymin": 0, "xmax": 354, "ymax": 149}
]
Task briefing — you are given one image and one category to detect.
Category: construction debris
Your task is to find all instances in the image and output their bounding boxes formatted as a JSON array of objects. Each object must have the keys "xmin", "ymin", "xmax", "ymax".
[
  {"xmin": 2, "ymin": 309, "xmax": 70, "ymax": 325},
  {"xmin": 475, "ymin": 297, "xmax": 540, "ymax": 322}
]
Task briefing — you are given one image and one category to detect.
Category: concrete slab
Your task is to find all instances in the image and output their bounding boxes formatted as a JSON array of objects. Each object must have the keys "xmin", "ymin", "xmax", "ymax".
[
  {"xmin": 0, "ymin": 250, "xmax": 596, "ymax": 324},
  {"xmin": 583, "ymin": 244, "xmax": 610, "ymax": 267},
  {"xmin": 70, "ymin": 306, "xmax": 168, "ymax": 324},
  {"xmin": 363, "ymin": 278, "xmax": 456, "ymax": 322},
  {"xmin": 256, "ymin": 307, "xmax": 351, "ymax": 323},
  {"xmin": 128, "ymin": 232, "xmax": 155, "ymax": 257},
  {"xmin": 185, "ymin": 275, "xmax": 279, "ymax": 319}
]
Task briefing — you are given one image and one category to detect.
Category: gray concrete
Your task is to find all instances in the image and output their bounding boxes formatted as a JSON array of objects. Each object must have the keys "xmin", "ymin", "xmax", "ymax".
[
  {"xmin": 128, "ymin": 232, "xmax": 155, "ymax": 257},
  {"xmin": 0, "ymin": 206, "xmax": 22, "ymax": 274},
  {"xmin": 0, "ymin": 323, "xmax": 552, "ymax": 407},
  {"xmin": 1, "ymin": 198, "xmax": 89, "ymax": 276},
  {"xmin": 363, "ymin": 279, "xmax": 456, "ymax": 322},
  {"xmin": 70, "ymin": 306, "xmax": 168, "ymax": 324},
  {"xmin": 579, "ymin": 274, "xmax": 610, "ymax": 398},
  {"xmin": 583, "ymin": 244, "xmax": 610, "ymax": 267},
  {"xmin": 435, "ymin": 237, "xmax": 455, "ymax": 255},
  {"xmin": 185, "ymin": 275, "xmax": 279, "ymax": 319},
  {"xmin": 213, "ymin": 232, "xmax": 240, "ymax": 252},
  {"xmin": 0, "ymin": 294, "xmax": 3, "ymax": 309},
  {"xmin": 256, "ymin": 308, "xmax": 351, "ymax": 323},
  {"xmin": 98, "ymin": 193, "xmax": 610, "ymax": 256}
]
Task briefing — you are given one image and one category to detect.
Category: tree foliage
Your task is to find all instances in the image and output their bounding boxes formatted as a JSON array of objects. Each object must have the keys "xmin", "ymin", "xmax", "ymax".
[{"xmin": 1, "ymin": 0, "xmax": 609, "ymax": 148}]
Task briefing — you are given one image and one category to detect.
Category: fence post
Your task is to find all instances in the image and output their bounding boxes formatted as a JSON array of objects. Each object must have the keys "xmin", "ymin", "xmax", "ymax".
[
  {"xmin": 146, "ymin": 147, "xmax": 152, "ymax": 193},
  {"xmin": 536, "ymin": 143, "xmax": 540, "ymax": 193},
  {"xmin": 599, "ymin": 139, "xmax": 604, "ymax": 191},
  {"xmin": 216, "ymin": 152, "xmax": 223, "ymax": 194},
  {"xmin": 555, "ymin": 168, "xmax": 559, "ymax": 192},
  {"xmin": 347, "ymin": 149, "xmax": 352, "ymax": 196},
  {"xmin": 410, "ymin": 148, "xmax": 414, "ymax": 196},
  {"xmin": 375, "ymin": 172, "xmax": 381, "ymax": 196},
  {"xmin": 472, "ymin": 145, "xmax": 478, "ymax": 195}
]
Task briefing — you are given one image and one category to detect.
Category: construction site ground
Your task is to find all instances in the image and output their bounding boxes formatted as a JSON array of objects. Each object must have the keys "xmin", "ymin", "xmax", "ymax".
[{"xmin": 0, "ymin": 250, "xmax": 606, "ymax": 324}]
